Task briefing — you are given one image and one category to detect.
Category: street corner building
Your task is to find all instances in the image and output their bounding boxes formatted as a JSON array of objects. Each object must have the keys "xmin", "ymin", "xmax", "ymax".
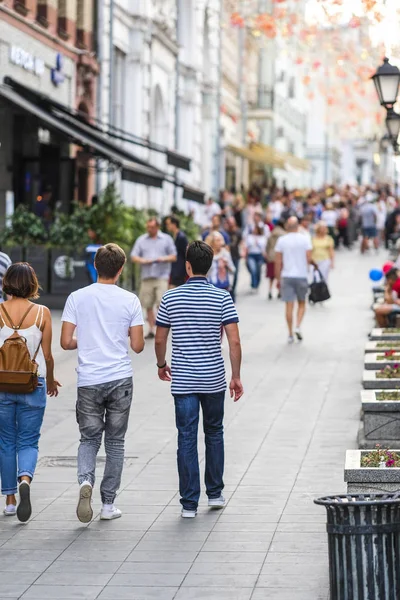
[{"xmin": 0, "ymin": 0, "xmax": 98, "ymax": 216}]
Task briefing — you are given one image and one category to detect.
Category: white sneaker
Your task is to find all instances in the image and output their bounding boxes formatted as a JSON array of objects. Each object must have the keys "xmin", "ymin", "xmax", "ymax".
[
  {"xmin": 181, "ymin": 508, "xmax": 197, "ymax": 518},
  {"xmin": 208, "ymin": 495, "xmax": 226, "ymax": 509},
  {"xmin": 76, "ymin": 482, "xmax": 93, "ymax": 523},
  {"xmin": 3, "ymin": 504, "xmax": 16, "ymax": 516},
  {"xmin": 100, "ymin": 504, "xmax": 122, "ymax": 520},
  {"xmin": 288, "ymin": 336, "xmax": 295, "ymax": 344},
  {"xmin": 295, "ymin": 328, "xmax": 303, "ymax": 342}
]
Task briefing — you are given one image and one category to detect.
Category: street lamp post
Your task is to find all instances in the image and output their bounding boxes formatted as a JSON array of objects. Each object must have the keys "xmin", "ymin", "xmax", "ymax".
[
  {"xmin": 386, "ymin": 109, "xmax": 400, "ymax": 145},
  {"xmin": 372, "ymin": 57, "xmax": 400, "ymax": 109}
]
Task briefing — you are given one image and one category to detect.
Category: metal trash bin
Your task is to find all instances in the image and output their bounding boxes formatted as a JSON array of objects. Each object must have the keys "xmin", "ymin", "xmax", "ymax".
[{"xmin": 314, "ymin": 493, "xmax": 400, "ymax": 600}]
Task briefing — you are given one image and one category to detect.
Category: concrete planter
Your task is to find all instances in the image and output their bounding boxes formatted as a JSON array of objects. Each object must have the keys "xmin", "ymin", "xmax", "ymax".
[
  {"xmin": 365, "ymin": 341, "xmax": 400, "ymax": 353},
  {"xmin": 345, "ymin": 449, "xmax": 400, "ymax": 493},
  {"xmin": 363, "ymin": 370, "xmax": 400, "ymax": 389},
  {"xmin": 358, "ymin": 390, "xmax": 400, "ymax": 448},
  {"xmin": 369, "ymin": 328, "xmax": 400, "ymax": 341},
  {"xmin": 364, "ymin": 353, "xmax": 400, "ymax": 370}
]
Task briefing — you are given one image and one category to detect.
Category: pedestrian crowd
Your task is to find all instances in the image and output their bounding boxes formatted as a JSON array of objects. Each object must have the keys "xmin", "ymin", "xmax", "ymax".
[{"xmin": 2, "ymin": 180, "xmax": 400, "ymax": 525}]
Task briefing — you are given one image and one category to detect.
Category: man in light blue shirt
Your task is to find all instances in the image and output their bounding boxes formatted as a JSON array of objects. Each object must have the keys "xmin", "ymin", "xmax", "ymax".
[{"xmin": 131, "ymin": 218, "xmax": 176, "ymax": 339}]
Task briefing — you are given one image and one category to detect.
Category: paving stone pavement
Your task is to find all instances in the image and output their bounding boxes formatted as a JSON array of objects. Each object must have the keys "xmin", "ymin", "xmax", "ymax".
[{"xmin": 0, "ymin": 248, "xmax": 383, "ymax": 599}]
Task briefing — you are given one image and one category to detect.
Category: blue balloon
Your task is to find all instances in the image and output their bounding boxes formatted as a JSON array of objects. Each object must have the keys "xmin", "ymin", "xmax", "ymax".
[{"xmin": 369, "ymin": 268, "xmax": 383, "ymax": 282}]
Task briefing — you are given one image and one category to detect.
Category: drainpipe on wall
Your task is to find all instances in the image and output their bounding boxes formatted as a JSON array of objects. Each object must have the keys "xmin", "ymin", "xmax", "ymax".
[
  {"xmin": 213, "ymin": 0, "xmax": 223, "ymax": 199},
  {"xmin": 174, "ymin": 0, "xmax": 180, "ymax": 205},
  {"xmin": 96, "ymin": 0, "xmax": 103, "ymax": 195},
  {"xmin": 108, "ymin": 0, "xmax": 114, "ymax": 184}
]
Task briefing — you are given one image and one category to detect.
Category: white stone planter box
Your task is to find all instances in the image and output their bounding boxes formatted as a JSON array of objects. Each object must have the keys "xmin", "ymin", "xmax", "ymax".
[
  {"xmin": 364, "ymin": 353, "xmax": 400, "ymax": 370},
  {"xmin": 345, "ymin": 449, "xmax": 400, "ymax": 494},
  {"xmin": 359, "ymin": 390, "xmax": 400, "ymax": 448},
  {"xmin": 369, "ymin": 329, "xmax": 400, "ymax": 341},
  {"xmin": 363, "ymin": 370, "xmax": 400, "ymax": 389},
  {"xmin": 365, "ymin": 341, "xmax": 400, "ymax": 353}
]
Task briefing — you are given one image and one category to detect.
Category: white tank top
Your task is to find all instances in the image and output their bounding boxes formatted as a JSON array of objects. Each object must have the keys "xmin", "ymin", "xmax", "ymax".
[{"xmin": 0, "ymin": 305, "xmax": 46, "ymax": 377}]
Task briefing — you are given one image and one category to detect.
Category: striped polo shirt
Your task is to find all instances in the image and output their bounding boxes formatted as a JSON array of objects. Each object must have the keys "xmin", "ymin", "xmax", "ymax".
[{"xmin": 156, "ymin": 277, "xmax": 239, "ymax": 395}]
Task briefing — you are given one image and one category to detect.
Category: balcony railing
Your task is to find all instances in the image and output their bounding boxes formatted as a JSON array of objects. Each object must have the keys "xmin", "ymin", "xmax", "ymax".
[{"xmin": 248, "ymin": 85, "xmax": 274, "ymax": 111}]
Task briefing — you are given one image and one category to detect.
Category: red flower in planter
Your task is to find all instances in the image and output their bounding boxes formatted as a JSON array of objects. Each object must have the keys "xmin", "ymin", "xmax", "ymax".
[
  {"xmin": 385, "ymin": 350, "xmax": 396, "ymax": 357},
  {"xmin": 386, "ymin": 459, "xmax": 396, "ymax": 467}
]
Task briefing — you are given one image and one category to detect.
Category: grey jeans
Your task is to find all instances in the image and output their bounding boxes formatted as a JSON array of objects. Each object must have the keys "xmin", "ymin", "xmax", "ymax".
[{"xmin": 76, "ymin": 377, "xmax": 133, "ymax": 504}]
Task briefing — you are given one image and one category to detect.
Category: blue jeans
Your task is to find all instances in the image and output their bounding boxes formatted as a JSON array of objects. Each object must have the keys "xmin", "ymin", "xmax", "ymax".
[
  {"xmin": 174, "ymin": 391, "xmax": 225, "ymax": 511},
  {"xmin": 0, "ymin": 377, "xmax": 46, "ymax": 495},
  {"xmin": 246, "ymin": 253, "xmax": 264, "ymax": 289}
]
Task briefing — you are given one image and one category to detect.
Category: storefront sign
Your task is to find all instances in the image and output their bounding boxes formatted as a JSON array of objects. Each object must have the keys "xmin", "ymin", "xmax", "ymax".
[
  {"xmin": 9, "ymin": 46, "xmax": 44, "ymax": 77},
  {"xmin": 51, "ymin": 53, "xmax": 65, "ymax": 86}
]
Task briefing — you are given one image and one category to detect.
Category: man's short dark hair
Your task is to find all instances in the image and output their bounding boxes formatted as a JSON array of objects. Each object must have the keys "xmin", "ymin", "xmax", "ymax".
[
  {"xmin": 167, "ymin": 216, "xmax": 180, "ymax": 228},
  {"xmin": 186, "ymin": 241, "xmax": 213, "ymax": 275},
  {"xmin": 95, "ymin": 243, "xmax": 126, "ymax": 279}
]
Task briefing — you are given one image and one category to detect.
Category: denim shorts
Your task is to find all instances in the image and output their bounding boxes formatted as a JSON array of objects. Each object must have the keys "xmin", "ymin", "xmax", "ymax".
[{"xmin": 362, "ymin": 226, "xmax": 377, "ymax": 239}]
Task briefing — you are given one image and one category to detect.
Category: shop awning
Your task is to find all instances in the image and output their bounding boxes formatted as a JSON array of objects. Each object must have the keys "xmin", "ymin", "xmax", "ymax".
[
  {"xmin": 252, "ymin": 143, "xmax": 310, "ymax": 172},
  {"xmin": 0, "ymin": 83, "xmax": 165, "ymax": 188},
  {"xmin": 4, "ymin": 77, "xmax": 192, "ymax": 172},
  {"xmin": 226, "ymin": 144, "xmax": 285, "ymax": 169},
  {"xmin": 1, "ymin": 78, "xmax": 205, "ymax": 202}
]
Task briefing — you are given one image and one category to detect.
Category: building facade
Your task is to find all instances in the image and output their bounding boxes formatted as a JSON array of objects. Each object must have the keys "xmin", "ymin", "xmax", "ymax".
[
  {"xmin": 97, "ymin": 0, "xmax": 221, "ymax": 220},
  {"xmin": 0, "ymin": 0, "xmax": 97, "ymax": 222}
]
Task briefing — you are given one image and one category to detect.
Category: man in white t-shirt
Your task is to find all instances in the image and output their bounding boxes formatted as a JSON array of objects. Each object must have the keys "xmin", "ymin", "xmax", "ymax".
[
  {"xmin": 61, "ymin": 244, "xmax": 144, "ymax": 523},
  {"xmin": 275, "ymin": 217, "xmax": 313, "ymax": 344}
]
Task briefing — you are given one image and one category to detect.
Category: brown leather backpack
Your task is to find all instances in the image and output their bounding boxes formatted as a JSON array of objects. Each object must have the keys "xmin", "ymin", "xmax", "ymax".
[{"xmin": 0, "ymin": 304, "xmax": 42, "ymax": 394}]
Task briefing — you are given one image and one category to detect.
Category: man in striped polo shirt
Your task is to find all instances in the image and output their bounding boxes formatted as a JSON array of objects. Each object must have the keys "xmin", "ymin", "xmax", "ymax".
[{"xmin": 155, "ymin": 241, "xmax": 243, "ymax": 518}]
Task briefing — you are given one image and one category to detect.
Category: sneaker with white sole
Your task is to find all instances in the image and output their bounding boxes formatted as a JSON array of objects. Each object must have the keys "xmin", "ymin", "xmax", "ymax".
[
  {"xmin": 3, "ymin": 504, "xmax": 16, "ymax": 516},
  {"xmin": 100, "ymin": 504, "xmax": 122, "ymax": 520},
  {"xmin": 208, "ymin": 495, "xmax": 226, "ymax": 509},
  {"xmin": 295, "ymin": 328, "xmax": 303, "ymax": 341},
  {"xmin": 181, "ymin": 508, "xmax": 197, "ymax": 518},
  {"xmin": 17, "ymin": 480, "xmax": 32, "ymax": 523},
  {"xmin": 288, "ymin": 336, "xmax": 295, "ymax": 344},
  {"xmin": 76, "ymin": 482, "xmax": 93, "ymax": 523}
]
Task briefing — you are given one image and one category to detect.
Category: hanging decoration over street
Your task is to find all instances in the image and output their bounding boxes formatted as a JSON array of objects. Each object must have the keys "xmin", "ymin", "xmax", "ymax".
[{"xmin": 227, "ymin": 0, "xmax": 394, "ymax": 138}]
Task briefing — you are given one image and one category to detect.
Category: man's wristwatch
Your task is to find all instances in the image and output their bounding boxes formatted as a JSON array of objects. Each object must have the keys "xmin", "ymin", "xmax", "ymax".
[{"xmin": 157, "ymin": 362, "xmax": 167, "ymax": 369}]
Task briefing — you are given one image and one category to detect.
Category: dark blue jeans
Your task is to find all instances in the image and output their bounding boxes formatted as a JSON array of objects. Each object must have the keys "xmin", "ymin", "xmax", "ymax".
[
  {"xmin": 246, "ymin": 253, "xmax": 264, "ymax": 289},
  {"xmin": 173, "ymin": 391, "xmax": 225, "ymax": 511}
]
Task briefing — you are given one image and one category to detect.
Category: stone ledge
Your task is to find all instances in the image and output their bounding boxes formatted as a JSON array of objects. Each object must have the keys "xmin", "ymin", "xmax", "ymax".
[
  {"xmin": 365, "ymin": 341, "xmax": 400, "ymax": 353},
  {"xmin": 363, "ymin": 370, "xmax": 400, "ymax": 389},
  {"xmin": 345, "ymin": 449, "xmax": 400, "ymax": 483},
  {"xmin": 369, "ymin": 329, "xmax": 400, "ymax": 341},
  {"xmin": 364, "ymin": 353, "xmax": 400, "ymax": 370},
  {"xmin": 361, "ymin": 390, "xmax": 400, "ymax": 412},
  {"xmin": 358, "ymin": 421, "xmax": 400, "ymax": 449}
]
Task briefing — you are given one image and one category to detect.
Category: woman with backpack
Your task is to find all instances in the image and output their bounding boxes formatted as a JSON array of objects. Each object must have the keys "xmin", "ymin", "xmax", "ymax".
[{"xmin": 0, "ymin": 263, "xmax": 61, "ymax": 521}]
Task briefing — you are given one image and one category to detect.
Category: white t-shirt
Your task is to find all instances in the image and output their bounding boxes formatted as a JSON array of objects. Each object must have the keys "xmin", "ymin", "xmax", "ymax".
[
  {"xmin": 275, "ymin": 232, "xmax": 312, "ymax": 279},
  {"xmin": 62, "ymin": 283, "xmax": 144, "ymax": 387},
  {"xmin": 321, "ymin": 210, "xmax": 338, "ymax": 227},
  {"xmin": 245, "ymin": 233, "xmax": 269, "ymax": 254}
]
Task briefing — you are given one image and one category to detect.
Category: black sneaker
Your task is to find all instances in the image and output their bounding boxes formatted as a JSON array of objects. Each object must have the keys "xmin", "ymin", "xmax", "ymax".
[
  {"xmin": 145, "ymin": 331, "xmax": 155, "ymax": 340},
  {"xmin": 17, "ymin": 481, "xmax": 32, "ymax": 523},
  {"xmin": 268, "ymin": 292, "xmax": 273, "ymax": 300}
]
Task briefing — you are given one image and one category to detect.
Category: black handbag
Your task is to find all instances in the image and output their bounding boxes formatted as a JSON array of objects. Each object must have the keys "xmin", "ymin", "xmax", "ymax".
[{"xmin": 309, "ymin": 268, "xmax": 331, "ymax": 304}]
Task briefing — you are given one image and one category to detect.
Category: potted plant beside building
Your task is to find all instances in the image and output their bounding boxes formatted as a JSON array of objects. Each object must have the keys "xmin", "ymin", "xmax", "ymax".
[
  {"xmin": 48, "ymin": 204, "xmax": 92, "ymax": 297},
  {"xmin": 363, "ymin": 365, "xmax": 400, "ymax": 389},
  {"xmin": 0, "ymin": 205, "xmax": 49, "ymax": 291}
]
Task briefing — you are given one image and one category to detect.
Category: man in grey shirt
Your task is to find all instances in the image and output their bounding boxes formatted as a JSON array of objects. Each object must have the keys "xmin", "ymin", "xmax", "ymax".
[
  {"xmin": 360, "ymin": 200, "xmax": 379, "ymax": 253},
  {"xmin": 131, "ymin": 218, "xmax": 176, "ymax": 338}
]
